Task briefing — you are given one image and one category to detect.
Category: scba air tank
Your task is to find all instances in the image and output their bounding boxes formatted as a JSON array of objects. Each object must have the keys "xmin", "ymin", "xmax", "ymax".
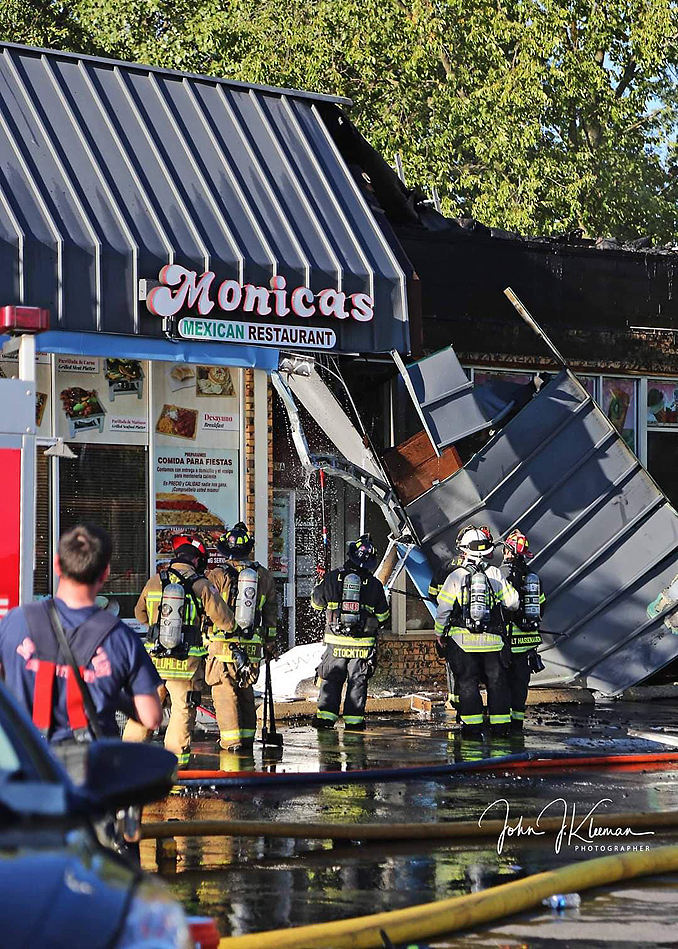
[
  {"xmin": 340, "ymin": 572, "xmax": 362, "ymax": 626},
  {"xmin": 469, "ymin": 571, "xmax": 489, "ymax": 628},
  {"xmin": 522, "ymin": 573, "xmax": 541, "ymax": 628},
  {"xmin": 235, "ymin": 566, "xmax": 259, "ymax": 630},
  {"xmin": 159, "ymin": 582, "xmax": 186, "ymax": 650}
]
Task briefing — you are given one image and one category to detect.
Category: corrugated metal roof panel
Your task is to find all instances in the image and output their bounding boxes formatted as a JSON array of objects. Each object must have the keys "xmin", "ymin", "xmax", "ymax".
[
  {"xmin": 0, "ymin": 43, "xmax": 408, "ymax": 353},
  {"xmin": 405, "ymin": 346, "xmax": 517, "ymax": 447},
  {"xmin": 406, "ymin": 367, "xmax": 678, "ymax": 695}
]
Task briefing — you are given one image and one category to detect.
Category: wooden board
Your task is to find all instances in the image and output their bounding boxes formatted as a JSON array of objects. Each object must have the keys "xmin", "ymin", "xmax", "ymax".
[{"xmin": 383, "ymin": 429, "xmax": 462, "ymax": 504}]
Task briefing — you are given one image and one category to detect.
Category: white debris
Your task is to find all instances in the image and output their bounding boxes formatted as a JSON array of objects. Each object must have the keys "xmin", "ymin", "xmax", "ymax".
[{"xmin": 254, "ymin": 642, "xmax": 325, "ymax": 700}]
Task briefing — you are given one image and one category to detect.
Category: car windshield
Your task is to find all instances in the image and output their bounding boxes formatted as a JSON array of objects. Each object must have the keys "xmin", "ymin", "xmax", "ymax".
[{"xmin": 0, "ymin": 721, "xmax": 21, "ymax": 780}]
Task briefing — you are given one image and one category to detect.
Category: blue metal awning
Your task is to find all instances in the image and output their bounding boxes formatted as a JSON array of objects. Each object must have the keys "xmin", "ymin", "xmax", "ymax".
[
  {"xmin": 30, "ymin": 331, "xmax": 279, "ymax": 371},
  {"xmin": 0, "ymin": 42, "xmax": 408, "ymax": 354}
]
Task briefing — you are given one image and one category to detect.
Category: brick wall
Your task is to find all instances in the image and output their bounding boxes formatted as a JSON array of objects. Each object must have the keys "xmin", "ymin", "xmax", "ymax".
[{"xmin": 374, "ymin": 632, "xmax": 447, "ymax": 690}]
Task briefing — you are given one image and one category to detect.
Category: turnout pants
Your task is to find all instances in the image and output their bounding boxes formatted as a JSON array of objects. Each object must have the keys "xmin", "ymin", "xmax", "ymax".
[
  {"xmin": 316, "ymin": 644, "xmax": 372, "ymax": 726},
  {"xmin": 123, "ymin": 676, "xmax": 199, "ymax": 767},
  {"xmin": 447, "ymin": 641, "xmax": 511, "ymax": 730},
  {"xmin": 509, "ymin": 651, "xmax": 532, "ymax": 724},
  {"xmin": 204, "ymin": 645, "xmax": 257, "ymax": 750}
]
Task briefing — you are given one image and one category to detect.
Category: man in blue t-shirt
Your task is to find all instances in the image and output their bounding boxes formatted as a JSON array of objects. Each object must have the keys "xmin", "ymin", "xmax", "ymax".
[{"xmin": 0, "ymin": 523, "xmax": 162, "ymax": 764}]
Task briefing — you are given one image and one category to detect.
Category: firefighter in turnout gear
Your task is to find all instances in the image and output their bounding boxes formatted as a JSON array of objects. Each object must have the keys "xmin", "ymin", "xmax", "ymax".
[
  {"xmin": 501, "ymin": 529, "xmax": 546, "ymax": 730},
  {"xmin": 429, "ymin": 528, "xmax": 492, "ymax": 712},
  {"xmin": 311, "ymin": 534, "xmax": 390, "ymax": 731},
  {"xmin": 123, "ymin": 535, "xmax": 233, "ymax": 766},
  {"xmin": 434, "ymin": 526, "xmax": 519, "ymax": 737},
  {"xmin": 204, "ymin": 523, "xmax": 278, "ymax": 753}
]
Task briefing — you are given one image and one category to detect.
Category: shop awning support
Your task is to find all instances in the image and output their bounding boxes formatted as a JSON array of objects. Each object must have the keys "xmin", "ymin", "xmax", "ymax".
[{"xmin": 271, "ymin": 370, "xmax": 409, "ymax": 537}]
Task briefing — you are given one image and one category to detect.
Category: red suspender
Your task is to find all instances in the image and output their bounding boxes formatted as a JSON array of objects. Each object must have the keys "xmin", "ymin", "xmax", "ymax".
[
  {"xmin": 65, "ymin": 669, "xmax": 89, "ymax": 732},
  {"xmin": 32, "ymin": 661, "xmax": 56, "ymax": 734},
  {"xmin": 32, "ymin": 662, "xmax": 89, "ymax": 736}
]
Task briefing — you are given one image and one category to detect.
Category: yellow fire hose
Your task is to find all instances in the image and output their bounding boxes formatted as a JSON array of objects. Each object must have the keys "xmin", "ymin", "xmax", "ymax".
[
  {"xmin": 215, "ymin": 843, "xmax": 678, "ymax": 948},
  {"xmin": 141, "ymin": 809, "xmax": 678, "ymax": 842}
]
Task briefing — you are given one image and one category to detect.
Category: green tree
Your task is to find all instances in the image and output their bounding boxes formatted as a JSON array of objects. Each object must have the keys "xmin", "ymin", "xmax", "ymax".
[{"xmin": 2, "ymin": 0, "xmax": 677, "ymax": 240}]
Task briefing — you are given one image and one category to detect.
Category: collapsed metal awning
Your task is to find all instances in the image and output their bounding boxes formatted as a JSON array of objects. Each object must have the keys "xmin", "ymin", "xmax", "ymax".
[
  {"xmin": 405, "ymin": 359, "xmax": 678, "ymax": 694},
  {"xmin": 393, "ymin": 346, "xmax": 519, "ymax": 451},
  {"xmin": 0, "ymin": 42, "xmax": 408, "ymax": 353}
]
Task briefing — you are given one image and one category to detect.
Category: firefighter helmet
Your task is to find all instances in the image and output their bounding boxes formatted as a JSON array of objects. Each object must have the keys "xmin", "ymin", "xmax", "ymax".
[
  {"xmin": 346, "ymin": 533, "xmax": 377, "ymax": 571},
  {"xmin": 217, "ymin": 522, "xmax": 254, "ymax": 559},
  {"xmin": 503, "ymin": 529, "xmax": 533, "ymax": 560},
  {"xmin": 172, "ymin": 534, "xmax": 208, "ymax": 571},
  {"xmin": 456, "ymin": 525, "xmax": 494, "ymax": 563}
]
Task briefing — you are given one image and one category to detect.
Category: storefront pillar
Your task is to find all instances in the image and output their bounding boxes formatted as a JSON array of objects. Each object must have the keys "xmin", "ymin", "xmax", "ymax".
[{"xmin": 253, "ymin": 369, "xmax": 269, "ymax": 567}]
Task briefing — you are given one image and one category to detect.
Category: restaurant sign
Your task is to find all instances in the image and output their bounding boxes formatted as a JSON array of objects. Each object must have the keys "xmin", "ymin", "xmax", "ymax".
[{"xmin": 147, "ymin": 265, "xmax": 372, "ymax": 350}]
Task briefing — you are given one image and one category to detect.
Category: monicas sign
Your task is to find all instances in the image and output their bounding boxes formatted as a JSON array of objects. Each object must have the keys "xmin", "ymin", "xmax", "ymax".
[{"xmin": 147, "ymin": 265, "xmax": 375, "ymax": 323}]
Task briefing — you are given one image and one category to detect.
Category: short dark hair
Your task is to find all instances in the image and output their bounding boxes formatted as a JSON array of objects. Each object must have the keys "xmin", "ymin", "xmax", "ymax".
[{"xmin": 58, "ymin": 523, "xmax": 112, "ymax": 584}]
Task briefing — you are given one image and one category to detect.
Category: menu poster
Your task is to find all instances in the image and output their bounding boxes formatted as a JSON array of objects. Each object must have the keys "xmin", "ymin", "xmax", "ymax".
[
  {"xmin": 57, "ymin": 356, "xmax": 148, "ymax": 445},
  {"xmin": 604, "ymin": 377, "xmax": 636, "ymax": 450},
  {"xmin": 647, "ymin": 379, "xmax": 678, "ymax": 427},
  {"xmin": 153, "ymin": 362, "xmax": 239, "ymax": 450},
  {"xmin": 0, "ymin": 352, "xmax": 51, "ymax": 436},
  {"xmin": 270, "ymin": 490, "xmax": 292, "ymax": 578},
  {"xmin": 154, "ymin": 447, "xmax": 239, "ymax": 571}
]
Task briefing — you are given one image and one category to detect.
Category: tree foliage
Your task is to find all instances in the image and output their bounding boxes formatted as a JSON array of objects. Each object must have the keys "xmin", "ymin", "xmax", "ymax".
[{"xmin": 2, "ymin": 0, "xmax": 677, "ymax": 240}]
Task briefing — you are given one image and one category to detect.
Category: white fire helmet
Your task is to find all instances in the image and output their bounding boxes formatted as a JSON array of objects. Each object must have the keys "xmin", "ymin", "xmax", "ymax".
[{"xmin": 457, "ymin": 526, "xmax": 494, "ymax": 563}]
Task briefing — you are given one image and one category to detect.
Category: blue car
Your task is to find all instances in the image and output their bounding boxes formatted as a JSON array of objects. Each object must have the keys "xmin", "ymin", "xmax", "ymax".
[{"xmin": 0, "ymin": 680, "xmax": 192, "ymax": 948}]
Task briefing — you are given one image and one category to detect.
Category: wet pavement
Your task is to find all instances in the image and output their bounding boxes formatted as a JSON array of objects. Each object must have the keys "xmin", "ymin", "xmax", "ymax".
[{"xmin": 141, "ymin": 699, "xmax": 678, "ymax": 944}]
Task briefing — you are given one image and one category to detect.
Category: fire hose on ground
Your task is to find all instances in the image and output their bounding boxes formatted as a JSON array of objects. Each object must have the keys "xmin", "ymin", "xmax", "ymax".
[
  {"xmin": 209, "ymin": 843, "xmax": 678, "ymax": 948},
  {"xmin": 174, "ymin": 749, "xmax": 678, "ymax": 788},
  {"xmin": 141, "ymin": 807, "xmax": 678, "ymax": 843}
]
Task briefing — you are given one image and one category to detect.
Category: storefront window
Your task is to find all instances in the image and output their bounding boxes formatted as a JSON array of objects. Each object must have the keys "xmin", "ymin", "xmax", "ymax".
[
  {"xmin": 647, "ymin": 379, "xmax": 678, "ymax": 427},
  {"xmin": 577, "ymin": 375, "xmax": 598, "ymax": 399},
  {"xmin": 603, "ymin": 377, "xmax": 637, "ymax": 452},
  {"xmin": 59, "ymin": 445, "xmax": 148, "ymax": 618},
  {"xmin": 647, "ymin": 433, "xmax": 678, "ymax": 510},
  {"xmin": 34, "ymin": 448, "xmax": 52, "ymax": 598}
]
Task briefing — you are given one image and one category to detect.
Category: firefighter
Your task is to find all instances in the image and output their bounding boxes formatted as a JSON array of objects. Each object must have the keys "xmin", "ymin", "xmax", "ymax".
[
  {"xmin": 204, "ymin": 523, "xmax": 278, "ymax": 753},
  {"xmin": 0, "ymin": 523, "xmax": 162, "ymax": 782},
  {"xmin": 434, "ymin": 525, "xmax": 519, "ymax": 737},
  {"xmin": 429, "ymin": 527, "xmax": 493, "ymax": 712},
  {"xmin": 311, "ymin": 533, "xmax": 390, "ymax": 731},
  {"xmin": 501, "ymin": 529, "xmax": 545, "ymax": 729},
  {"xmin": 429, "ymin": 560, "xmax": 459, "ymax": 711},
  {"xmin": 123, "ymin": 535, "xmax": 233, "ymax": 766}
]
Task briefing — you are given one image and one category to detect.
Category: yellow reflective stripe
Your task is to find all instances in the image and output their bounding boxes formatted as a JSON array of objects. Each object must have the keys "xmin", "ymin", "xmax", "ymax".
[
  {"xmin": 316, "ymin": 710, "xmax": 338, "ymax": 721},
  {"xmin": 438, "ymin": 590, "xmax": 458, "ymax": 605},
  {"xmin": 376, "ymin": 611, "xmax": 390, "ymax": 622},
  {"xmin": 343, "ymin": 715, "xmax": 364, "ymax": 724},
  {"xmin": 221, "ymin": 729, "xmax": 242, "ymax": 741},
  {"xmin": 310, "ymin": 600, "xmax": 324, "ymax": 611},
  {"xmin": 326, "ymin": 601, "xmax": 339, "ymax": 609},
  {"xmin": 206, "ymin": 633, "xmax": 264, "ymax": 645},
  {"xmin": 364, "ymin": 604, "xmax": 375, "ymax": 613},
  {"xmin": 461, "ymin": 714, "xmax": 484, "ymax": 725},
  {"xmin": 511, "ymin": 710, "xmax": 525, "ymax": 720},
  {"xmin": 434, "ymin": 622, "xmax": 446, "ymax": 635},
  {"xmin": 324, "ymin": 632, "xmax": 376, "ymax": 647},
  {"xmin": 489, "ymin": 713, "xmax": 511, "ymax": 725}
]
